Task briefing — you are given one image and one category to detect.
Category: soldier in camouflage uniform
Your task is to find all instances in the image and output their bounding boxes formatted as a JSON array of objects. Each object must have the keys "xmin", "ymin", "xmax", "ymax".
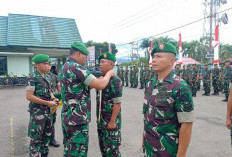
[
  {"xmin": 219, "ymin": 64, "xmax": 225, "ymax": 93},
  {"xmin": 174, "ymin": 64, "xmax": 182, "ymax": 77},
  {"xmin": 129, "ymin": 66, "xmax": 133, "ymax": 87},
  {"xmin": 97, "ymin": 52, "xmax": 123, "ymax": 157},
  {"xmin": 143, "ymin": 42, "xmax": 194, "ymax": 157},
  {"xmin": 197, "ymin": 65, "xmax": 201, "ymax": 91},
  {"xmin": 191, "ymin": 64, "xmax": 199, "ymax": 97},
  {"xmin": 139, "ymin": 66, "xmax": 145, "ymax": 89},
  {"xmin": 120, "ymin": 66, "xmax": 124, "ymax": 86},
  {"xmin": 26, "ymin": 54, "xmax": 59, "ymax": 157},
  {"xmin": 117, "ymin": 66, "xmax": 120, "ymax": 77},
  {"xmin": 59, "ymin": 43, "xmax": 115, "ymax": 157},
  {"xmin": 133, "ymin": 66, "xmax": 139, "ymax": 88},
  {"xmin": 45, "ymin": 64, "xmax": 61, "ymax": 147},
  {"xmin": 124, "ymin": 66, "xmax": 129, "ymax": 87},
  {"xmin": 211, "ymin": 64, "xmax": 220, "ymax": 95},
  {"xmin": 144, "ymin": 66, "xmax": 150, "ymax": 87},
  {"xmin": 202, "ymin": 64, "xmax": 212, "ymax": 96},
  {"xmin": 185, "ymin": 65, "xmax": 192, "ymax": 87},
  {"xmin": 181, "ymin": 65, "xmax": 186, "ymax": 80},
  {"xmin": 222, "ymin": 60, "xmax": 232, "ymax": 101}
]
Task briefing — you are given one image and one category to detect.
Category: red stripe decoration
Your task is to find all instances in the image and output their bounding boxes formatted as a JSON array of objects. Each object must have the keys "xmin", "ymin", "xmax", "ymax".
[{"xmin": 213, "ymin": 60, "xmax": 219, "ymax": 64}]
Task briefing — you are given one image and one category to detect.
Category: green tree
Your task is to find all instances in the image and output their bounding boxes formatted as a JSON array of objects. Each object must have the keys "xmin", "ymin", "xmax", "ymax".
[{"xmin": 139, "ymin": 39, "xmax": 150, "ymax": 58}]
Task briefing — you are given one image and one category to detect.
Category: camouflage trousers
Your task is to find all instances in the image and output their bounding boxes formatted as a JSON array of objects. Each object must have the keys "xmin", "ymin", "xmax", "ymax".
[
  {"xmin": 28, "ymin": 111, "xmax": 53, "ymax": 157},
  {"xmin": 224, "ymin": 80, "xmax": 230, "ymax": 97},
  {"xmin": 63, "ymin": 124, "xmax": 89, "ymax": 157},
  {"xmin": 97, "ymin": 128, "xmax": 121, "ymax": 157},
  {"xmin": 212, "ymin": 79, "xmax": 220, "ymax": 93},
  {"xmin": 121, "ymin": 77, "xmax": 124, "ymax": 86},
  {"xmin": 203, "ymin": 81, "xmax": 211, "ymax": 94},
  {"xmin": 191, "ymin": 82, "xmax": 198, "ymax": 95},
  {"xmin": 125, "ymin": 77, "xmax": 128, "ymax": 86},
  {"xmin": 134, "ymin": 77, "xmax": 138, "ymax": 87},
  {"xmin": 143, "ymin": 126, "xmax": 177, "ymax": 157},
  {"xmin": 51, "ymin": 111, "xmax": 57, "ymax": 135},
  {"xmin": 130, "ymin": 76, "xmax": 133, "ymax": 87}
]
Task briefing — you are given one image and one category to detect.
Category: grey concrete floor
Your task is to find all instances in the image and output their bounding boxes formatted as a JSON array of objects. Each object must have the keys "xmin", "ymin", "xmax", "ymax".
[{"xmin": 0, "ymin": 86, "xmax": 232, "ymax": 157}]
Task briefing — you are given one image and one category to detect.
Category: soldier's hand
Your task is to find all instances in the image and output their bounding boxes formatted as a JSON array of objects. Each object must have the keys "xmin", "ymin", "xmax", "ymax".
[
  {"xmin": 107, "ymin": 121, "xmax": 117, "ymax": 130},
  {"xmin": 226, "ymin": 118, "xmax": 231, "ymax": 130},
  {"xmin": 47, "ymin": 101, "xmax": 57, "ymax": 107},
  {"xmin": 53, "ymin": 98, "xmax": 59, "ymax": 105}
]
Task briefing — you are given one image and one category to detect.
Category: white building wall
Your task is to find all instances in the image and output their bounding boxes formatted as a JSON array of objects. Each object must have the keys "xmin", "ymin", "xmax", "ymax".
[{"xmin": 7, "ymin": 56, "xmax": 29, "ymax": 76}]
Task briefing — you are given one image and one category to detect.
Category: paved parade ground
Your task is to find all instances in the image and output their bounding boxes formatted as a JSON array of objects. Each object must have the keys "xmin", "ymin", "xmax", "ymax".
[{"xmin": 0, "ymin": 86, "xmax": 232, "ymax": 157}]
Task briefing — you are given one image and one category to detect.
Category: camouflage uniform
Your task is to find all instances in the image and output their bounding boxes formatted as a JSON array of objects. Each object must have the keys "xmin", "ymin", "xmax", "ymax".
[
  {"xmin": 125, "ymin": 68, "xmax": 129, "ymax": 87},
  {"xmin": 219, "ymin": 67, "xmax": 224, "ymax": 92},
  {"xmin": 117, "ymin": 67, "xmax": 120, "ymax": 78},
  {"xmin": 223, "ymin": 66, "xmax": 232, "ymax": 99},
  {"xmin": 140, "ymin": 67, "xmax": 145, "ymax": 89},
  {"xmin": 27, "ymin": 70, "xmax": 53, "ymax": 157},
  {"xmin": 212, "ymin": 67, "xmax": 220, "ymax": 95},
  {"xmin": 120, "ymin": 68, "xmax": 124, "ymax": 86},
  {"xmin": 59, "ymin": 57, "xmax": 96, "ymax": 157},
  {"xmin": 174, "ymin": 68, "xmax": 182, "ymax": 77},
  {"xmin": 96, "ymin": 76, "xmax": 123, "ymax": 157},
  {"xmin": 134, "ymin": 67, "xmax": 139, "ymax": 88},
  {"xmin": 191, "ymin": 68, "xmax": 199, "ymax": 97},
  {"xmin": 46, "ymin": 72, "xmax": 60, "ymax": 145},
  {"xmin": 185, "ymin": 67, "xmax": 192, "ymax": 87},
  {"xmin": 143, "ymin": 71, "xmax": 194, "ymax": 156},
  {"xmin": 202, "ymin": 68, "xmax": 211, "ymax": 95},
  {"xmin": 145, "ymin": 68, "xmax": 150, "ymax": 87},
  {"xmin": 129, "ymin": 68, "xmax": 133, "ymax": 87},
  {"xmin": 197, "ymin": 66, "xmax": 201, "ymax": 91}
]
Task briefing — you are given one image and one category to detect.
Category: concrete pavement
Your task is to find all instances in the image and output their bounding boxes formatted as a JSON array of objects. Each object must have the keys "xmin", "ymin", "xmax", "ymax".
[{"xmin": 0, "ymin": 86, "xmax": 232, "ymax": 157}]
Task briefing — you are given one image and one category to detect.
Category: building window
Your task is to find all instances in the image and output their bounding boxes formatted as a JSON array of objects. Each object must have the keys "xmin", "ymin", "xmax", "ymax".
[{"xmin": 0, "ymin": 56, "xmax": 7, "ymax": 76}]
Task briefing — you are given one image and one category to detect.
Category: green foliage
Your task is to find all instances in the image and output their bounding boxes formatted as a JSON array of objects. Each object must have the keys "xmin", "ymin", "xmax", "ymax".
[
  {"xmin": 85, "ymin": 41, "xmax": 118, "ymax": 63},
  {"xmin": 139, "ymin": 35, "xmax": 232, "ymax": 64}
]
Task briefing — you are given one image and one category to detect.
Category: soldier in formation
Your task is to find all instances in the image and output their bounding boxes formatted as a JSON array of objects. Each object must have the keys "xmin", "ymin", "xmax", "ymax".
[
  {"xmin": 202, "ymin": 64, "xmax": 212, "ymax": 96},
  {"xmin": 139, "ymin": 66, "xmax": 145, "ymax": 89},
  {"xmin": 124, "ymin": 66, "xmax": 129, "ymax": 87},
  {"xmin": 191, "ymin": 64, "xmax": 199, "ymax": 97},
  {"xmin": 211, "ymin": 64, "xmax": 220, "ymax": 95},
  {"xmin": 222, "ymin": 60, "xmax": 232, "ymax": 101},
  {"xmin": 97, "ymin": 52, "xmax": 123, "ymax": 157},
  {"xmin": 143, "ymin": 42, "xmax": 194, "ymax": 156}
]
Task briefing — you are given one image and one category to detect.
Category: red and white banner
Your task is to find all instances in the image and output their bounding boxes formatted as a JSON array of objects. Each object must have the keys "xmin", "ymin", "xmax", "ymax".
[
  {"xmin": 149, "ymin": 40, "xmax": 153, "ymax": 67},
  {"xmin": 179, "ymin": 32, "xmax": 183, "ymax": 65},
  {"xmin": 213, "ymin": 25, "xmax": 219, "ymax": 64}
]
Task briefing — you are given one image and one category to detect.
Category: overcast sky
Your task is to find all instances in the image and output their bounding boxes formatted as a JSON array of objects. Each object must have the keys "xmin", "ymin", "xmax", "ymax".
[{"xmin": 1, "ymin": 0, "xmax": 232, "ymax": 57}]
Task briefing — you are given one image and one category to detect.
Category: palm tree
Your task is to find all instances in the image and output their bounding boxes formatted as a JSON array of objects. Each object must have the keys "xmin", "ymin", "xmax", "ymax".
[{"xmin": 139, "ymin": 38, "xmax": 150, "ymax": 58}]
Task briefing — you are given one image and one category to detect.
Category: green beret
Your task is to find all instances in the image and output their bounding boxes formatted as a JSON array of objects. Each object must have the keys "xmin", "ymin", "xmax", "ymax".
[
  {"xmin": 214, "ymin": 64, "xmax": 218, "ymax": 66},
  {"xmin": 98, "ymin": 52, "xmax": 116, "ymax": 62},
  {"xmin": 204, "ymin": 64, "xmax": 208, "ymax": 66},
  {"xmin": 225, "ymin": 60, "xmax": 230, "ymax": 63},
  {"xmin": 151, "ymin": 42, "xmax": 177, "ymax": 57},
  {"xmin": 192, "ymin": 64, "xmax": 196, "ymax": 66},
  {"xmin": 220, "ymin": 64, "xmax": 224, "ymax": 67},
  {"xmin": 71, "ymin": 42, "xmax": 89, "ymax": 55},
  {"xmin": 32, "ymin": 54, "xmax": 50, "ymax": 63}
]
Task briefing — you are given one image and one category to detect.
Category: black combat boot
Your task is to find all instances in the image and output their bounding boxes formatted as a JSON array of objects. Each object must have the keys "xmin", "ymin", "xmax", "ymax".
[
  {"xmin": 41, "ymin": 152, "xmax": 48, "ymax": 157},
  {"xmin": 49, "ymin": 131, "xmax": 60, "ymax": 147},
  {"xmin": 211, "ymin": 90, "xmax": 216, "ymax": 95},
  {"xmin": 222, "ymin": 96, "xmax": 228, "ymax": 102},
  {"xmin": 202, "ymin": 92, "xmax": 206, "ymax": 95},
  {"xmin": 205, "ymin": 92, "xmax": 210, "ymax": 96}
]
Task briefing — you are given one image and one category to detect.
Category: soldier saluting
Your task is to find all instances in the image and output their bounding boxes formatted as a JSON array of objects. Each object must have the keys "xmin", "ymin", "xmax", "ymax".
[{"xmin": 143, "ymin": 42, "xmax": 194, "ymax": 157}]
